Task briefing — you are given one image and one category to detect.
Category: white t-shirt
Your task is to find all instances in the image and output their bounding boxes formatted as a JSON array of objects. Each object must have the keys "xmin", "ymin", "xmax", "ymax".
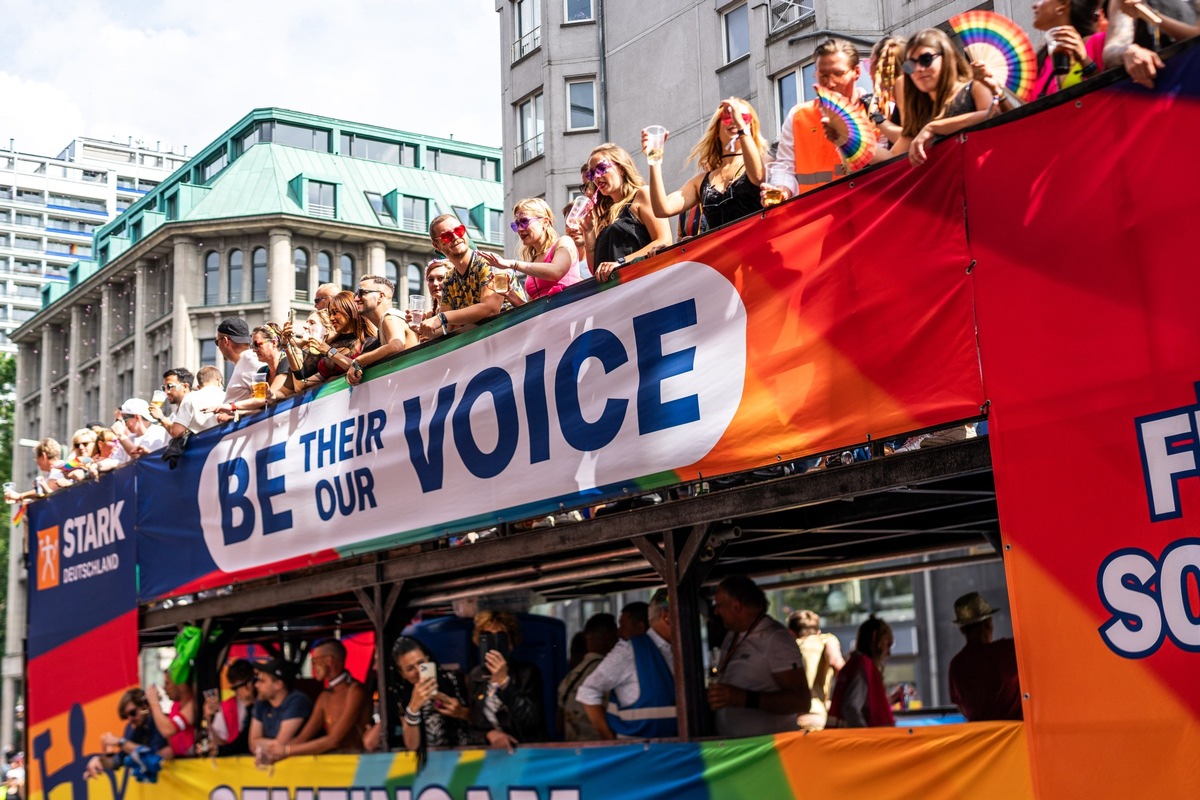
[
  {"xmin": 175, "ymin": 384, "xmax": 226, "ymax": 434},
  {"xmin": 109, "ymin": 424, "xmax": 169, "ymax": 467},
  {"xmin": 714, "ymin": 616, "xmax": 803, "ymax": 737},
  {"xmin": 576, "ymin": 628, "xmax": 674, "ymax": 709},
  {"xmin": 225, "ymin": 348, "xmax": 265, "ymax": 403}
]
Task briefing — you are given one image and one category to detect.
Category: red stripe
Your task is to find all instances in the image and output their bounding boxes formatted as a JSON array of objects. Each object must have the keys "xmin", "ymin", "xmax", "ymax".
[{"xmin": 27, "ymin": 611, "xmax": 139, "ymax": 725}]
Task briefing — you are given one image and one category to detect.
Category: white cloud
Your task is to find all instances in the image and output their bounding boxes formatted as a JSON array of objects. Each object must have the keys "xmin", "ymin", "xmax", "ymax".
[{"xmin": 0, "ymin": 0, "xmax": 503, "ymax": 157}]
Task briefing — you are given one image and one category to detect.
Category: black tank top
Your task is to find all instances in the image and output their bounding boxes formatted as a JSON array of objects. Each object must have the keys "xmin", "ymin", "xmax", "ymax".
[
  {"xmin": 594, "ymin": 203, "xmax": 652, "ymax": 264},
  {"xmin": 699, "ymin": 169, "xmax": 761, "ymax": 231}
]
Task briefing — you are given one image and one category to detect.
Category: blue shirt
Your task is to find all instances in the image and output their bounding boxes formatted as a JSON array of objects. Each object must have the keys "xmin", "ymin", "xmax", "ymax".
[{"xmin": 252, "ymin": 690, "xmax": 312, "ymax": 738}]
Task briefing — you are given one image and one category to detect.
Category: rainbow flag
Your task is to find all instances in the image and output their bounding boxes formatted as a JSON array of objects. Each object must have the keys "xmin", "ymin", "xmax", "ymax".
[
  {"xmin": 12, "ymin": 503, "xmax": 26, "ymax": 527},
  {"xmin": 62, "ymin": 455, "xmax": 92, "ymax": 471}
]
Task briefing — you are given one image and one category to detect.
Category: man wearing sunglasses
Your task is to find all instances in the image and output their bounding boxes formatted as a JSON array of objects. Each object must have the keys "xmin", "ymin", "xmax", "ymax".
[
  {"xmin": 416, "ymin": 214, "xmax": 507, "ymax": 340},
  {"xmin": 346, "ymin": 275, "xmax": 418, "ymax": 385},
  {"xmin": 204, "ymin": 659, "xmax": 257, "ymax": 756},
  {"xmin": 761, "ymin": 38, "xmax": 876, "ymax": 205},
  {"xmin": 109, "ymin": 398, "xmax": 168, "ymax": 467},
  {"xmin": 84, "ymin": 688, "xmax": 172, "ymax": 781},
  {"xmin": 147, "ymin": 367, "xmax": 193, "ymax": 435}
]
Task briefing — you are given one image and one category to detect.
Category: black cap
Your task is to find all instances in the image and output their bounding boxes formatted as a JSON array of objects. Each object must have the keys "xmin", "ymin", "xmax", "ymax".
[
  {"xmin": 252, "ymin": 658, "xmax": 292, "ymax": 681},
  {"xmin": 217, "ymin": 317, "xmax": 251, "ymax": 344}
]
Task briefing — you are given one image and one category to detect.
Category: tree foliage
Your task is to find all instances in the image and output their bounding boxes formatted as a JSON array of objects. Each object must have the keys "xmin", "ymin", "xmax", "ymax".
[{"xmin": 0, "ymin": 354, "xmax": 16, "ymax": 658}]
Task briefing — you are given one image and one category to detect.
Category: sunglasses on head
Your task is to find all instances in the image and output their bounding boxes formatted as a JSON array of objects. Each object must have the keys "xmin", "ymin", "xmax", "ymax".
[
  {"xmin": 585, "ymin": 160, "xmax": 613, "ymax": 183},
  {"xmin": 509, "ymin": 217, "xmax": 542, "ymax": 232},
  {"xmin": 902, "ymin": 52, "xmax": 942, "ymax": 74},
  {"xmin": 437, "ymin": 224, "xmax": 468, "ymax": 245}
]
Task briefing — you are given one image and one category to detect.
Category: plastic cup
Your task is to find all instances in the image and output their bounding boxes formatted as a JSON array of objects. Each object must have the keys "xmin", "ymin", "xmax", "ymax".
[
  {"xmin": 3, "ymin": 482, "xmax": 15, "ymax": 503},
  {"xmin": 151, "ymin": 390, "xmax": 167, "ymax": 409},
  {"xmin": 643, "ymin": 125, "xmax": 668, "ymax": 165},
  {"xmin": 493, "ymin": 270, "xmax": 511, "ymax": 295},
  {"xmin": 763, "ymin": 162, "xmax": 793, "ymax": 206},
  {"xmin": 409, "ymin": 294, "xmax": 427, "ymax": 323},
  {"xmin": 566, "ymin": 194, "xmax": 593, "ymax": 226}
]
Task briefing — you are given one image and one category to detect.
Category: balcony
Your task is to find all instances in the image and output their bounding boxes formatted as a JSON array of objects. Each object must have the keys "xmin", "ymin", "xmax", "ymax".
[
  {"xmin": 513, "ymin": 133, "xmax": 544, "ymax": 167},
  {"xmin": 511, "ymin": 26, "xmax": 541, "ymax": 62},
  {"xmin": 768, "ymin": 0, "xmax": 814, "ymax": 34}
]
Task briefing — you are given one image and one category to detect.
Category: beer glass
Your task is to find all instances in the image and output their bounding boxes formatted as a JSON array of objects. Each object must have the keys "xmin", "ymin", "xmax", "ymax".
[{"xmin": 643, "ymin": 125, "xmax": 667, "ymax": 166}]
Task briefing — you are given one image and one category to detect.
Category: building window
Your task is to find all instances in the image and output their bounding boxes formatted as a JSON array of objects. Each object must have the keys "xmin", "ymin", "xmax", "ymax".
[
  {"xmin": 564, "ymin": 0, "xmax": 593, "ymax": 22},
  {"xmin": 516, "ymin": 93, "xmax": 545, "ymax": 165},
  {"xmin": 365, "ymin": 192, "xmax": 396, "ymax": 226},
  {"xmin": 430, "ymin": 150, "xmax": 495, "ymax": 180},
  {"xmin": 777, "ymin": 69, "xmax": 798, "ymax": 122},
  {"xmin": 401, "ymin": 196, "xmax": 428, "ymax": 233},
  {"xmin": 513, "ymin": 0, "xmax": 541, "ymax": 61},
  {"xmin": 318, "ymin": 251, "xmax": 333, "ymax": 285},
  {"xmin": 272, "ymin": 122, "xmax": 331, "ymax": 152},
  {"xmin": 338, "ymin": 254, "xmax": 353, "ymax": 290},
  {"xmin": 202, "ymin": 150, "xmax": 229, "ymax": 183},
  {"xmin": 164, "ymin": 193, "xmax": 179, "ymax": 220},
  {"xmin": 308, "ymin": 181, "xmax": 336, "ymax": 218},
  {"xmin": 204, "ymin": 251, "xmax": 220, "ymax": 305},
  {"xmin": 723, "ymin": 3, "xmax": 750, "ymax": 63},
  {"xmin": 294, "ymin": 248, "xmax": 310, "ymax": 302},
  {"xmin": 200, "ymin": 338, "xmax": 218, "ymax": 369},
  {"xmin": 340, "ymin": 134, "xmax": 413, "ymax": 165},
  {"xmin": 340, "ymin": 253, "xmax": 355, "ymax": 287},
  {"xmin": 385, "ymin": 260, "xmax": 400, "ymax": 288},
  {"xmin": 252, "ymin": 247, "xmax": 268, "ymax": 302},
  {"xmin": 566, "ymin": 79, "xmax": 597, "ymax": 130},
  {"xmin": 406, "ymin": 264, "xmax": 423, "ymax": 297},
  {"xmin": 228, "ymin": 249, "xmax": 244, "ymax": 303},
  {"xmin": 767, "ymin": 0, "xmax": 814, "ymax": 34},
  {"xmin": 488, "ymin": 209, "xmax": 504, "ymax": 243}
]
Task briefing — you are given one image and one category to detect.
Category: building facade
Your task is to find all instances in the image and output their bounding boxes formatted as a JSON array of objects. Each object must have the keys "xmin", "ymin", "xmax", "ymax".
[
  {"xmin": 494, "ymin": 0, "xmax": 1035, "ymax": 250},
  {"xmin": 2, "ymin": 108, "xmax": 505, "ymax": 750},
  {"xmin": 0, "ymin": 137, "xmax": 186, "ymax": 355}
]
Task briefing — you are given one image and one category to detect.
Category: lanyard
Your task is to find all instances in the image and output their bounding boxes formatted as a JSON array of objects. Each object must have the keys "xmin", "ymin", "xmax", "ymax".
[{"xmin": 717, "ymin": 612, "xmax": 766, "ymax": 679}]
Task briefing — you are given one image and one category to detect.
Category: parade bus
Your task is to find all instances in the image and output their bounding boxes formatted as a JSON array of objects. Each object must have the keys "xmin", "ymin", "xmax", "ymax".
[{"xmin": 20, "ymin": 39, "xmax": 1200, "ymax": 800}]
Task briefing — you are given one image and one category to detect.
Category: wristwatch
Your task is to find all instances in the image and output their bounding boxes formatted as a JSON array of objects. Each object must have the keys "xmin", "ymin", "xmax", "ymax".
[
  {"xmin": 327, "ymin": 347, "xmax": 340, "ymax": 358},
  {"xmin": 869, "ymin": 110, "xmax": 886, "ymax": 125}
]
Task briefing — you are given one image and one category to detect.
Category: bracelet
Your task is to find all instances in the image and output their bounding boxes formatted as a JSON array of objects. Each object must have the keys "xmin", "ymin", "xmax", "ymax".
[
  {"xmin": 744, "ymin": 690, "xmax": 760, "ymax": 709},
  {"xmin": 351, "ymin": 359, "xmax": 363, "ymax": 375},
  {"xmin": 283, "ymin": 745, "xmax": 290, "ymax": 758},
  {"xmin": 1081, "ymin": 60, "xmax": 1098, "ymax": 76},
  {"xmin": 439, "ymin": 312, "xmax": 449, "ymax": 333}
]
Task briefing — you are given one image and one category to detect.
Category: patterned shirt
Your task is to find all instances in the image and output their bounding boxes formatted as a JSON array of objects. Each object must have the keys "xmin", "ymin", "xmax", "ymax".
[{"xmin": 439, "ymin": 251, "xmax": 511, "ymax": 315}]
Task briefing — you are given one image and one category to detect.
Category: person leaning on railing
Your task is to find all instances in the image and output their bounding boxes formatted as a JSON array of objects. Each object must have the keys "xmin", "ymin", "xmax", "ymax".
[
  {"xmin": 571, "ymin": 143, "xmax": 672, "ymax": 284},
  {"xmin": 892, "ymin": 29, "xmax": 1002, "ymax": 168},
  {"xmin": 293, "ymin": 291, "xmax": 375, "ymax": 392},
  {"xmin": 416, "ymin": 215, "xmax": 510, "ymax": 340},
  {"xmin": 479, "ymin": 197, "xmax": 580, "ymax": 302},
  {"xmin": 1105, "ymin": 0, "xmax": 1198, "ymax": 89}
]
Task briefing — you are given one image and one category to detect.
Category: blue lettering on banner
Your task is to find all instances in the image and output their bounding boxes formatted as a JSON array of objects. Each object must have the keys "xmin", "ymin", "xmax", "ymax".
[
  {"xmin": 524, "ymin": 350, "xmax": 551, "ymax": 464},
  {"xmin": 454, "ymin": 367, "xmax": 519, "ymax": 479},
  {"xmin": 405, "ymin": 384, "xmax": 458, "ymax": 493},
  {"xmin": 314, "ymin": 469, "xmax": 378, "ymax": 521},
  {"xmin": 634, "ymin": 300, "xmax": 700, "ymax": 435},
  {"xmin": 555, "ymin": 329, "xmax": 629, "ymax": 452},
  {"xmin": 219, "ymin": 458, "xmax": 254, "ymax": 545},
  {"xmin": 256, "ymin": 443, "xmax": 292, "ymax": 535}
]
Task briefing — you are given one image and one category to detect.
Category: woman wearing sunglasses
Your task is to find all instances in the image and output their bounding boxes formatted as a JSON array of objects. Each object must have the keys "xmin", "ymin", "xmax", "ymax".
[
  {"xmin": 293, "ymin": 291, "xmax": 375, "ymax": 391},
  {"xmin": 62, "ymin": 428, "xmax": 99, "ymax": 483},
  {"xmin": 571, "ymin": 144, "xmax": 672, "ymax": 283},
  {"xmin": 893, "ymin": 29, "xmax": 998, "ymax": 167},
  {"xmin": 644, "ymin": 97, "xmax": 767, "ymax": 238},
  {"xmin": 481, "ymin": 198, "xmax": 580, "ymax": 302}
]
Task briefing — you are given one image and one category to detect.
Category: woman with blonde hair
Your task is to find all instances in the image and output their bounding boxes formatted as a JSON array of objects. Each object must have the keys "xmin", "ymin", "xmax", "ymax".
[
  {"xmin": 645, "ymin": 97, "xmax": 766, "ymax": 235},
  {"xmin": 893, "ymin": 28, "xmax": 997, "ymax": 167},
  {"xmin": 480, "ymin": 197, "xmax": 580, "ymax": 301},
  {"xmin": 570, "ymin": 143, "xmax": 672, "ymax": 282}
]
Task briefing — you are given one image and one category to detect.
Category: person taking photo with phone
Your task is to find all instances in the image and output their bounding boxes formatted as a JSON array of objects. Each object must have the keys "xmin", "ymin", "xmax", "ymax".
[
  {"xmin": 364, "ymin": 637, "xmax": 471, "ymax": 755},
  {"xmin": 467, "ymin": 612, "xmax": 548, "ymax": 751}
]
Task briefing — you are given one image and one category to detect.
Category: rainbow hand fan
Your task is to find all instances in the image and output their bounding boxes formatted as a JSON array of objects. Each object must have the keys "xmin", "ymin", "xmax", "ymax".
[
  {"xmin": 948, "ymin": 10, "xmax": 1037, "ymax": 102},
  {"xmin": 813, "ymin": 86, "xmax": 877, "ymax": 174}
]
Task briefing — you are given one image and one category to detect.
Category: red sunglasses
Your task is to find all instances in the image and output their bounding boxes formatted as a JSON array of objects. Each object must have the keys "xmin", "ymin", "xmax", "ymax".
[{"xmin": 437, "ymin": 224, "xmax": 468, "ymax": 245}]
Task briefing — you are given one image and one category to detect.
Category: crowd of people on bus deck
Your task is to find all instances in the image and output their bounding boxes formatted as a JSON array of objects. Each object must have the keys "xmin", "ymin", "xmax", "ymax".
[
  {"xmin": 10, "ymin": 0, "xmax": 1192, "ymax": 502},
  {"xmin": 83, "ymin": 575, "xmax": 1021, "ymax": 783}
]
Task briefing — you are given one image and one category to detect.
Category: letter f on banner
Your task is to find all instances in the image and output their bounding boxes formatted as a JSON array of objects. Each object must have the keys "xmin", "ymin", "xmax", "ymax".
[{"xmin": 1136, "ymin": 386, "xmax": 1200, "ymax": 522}]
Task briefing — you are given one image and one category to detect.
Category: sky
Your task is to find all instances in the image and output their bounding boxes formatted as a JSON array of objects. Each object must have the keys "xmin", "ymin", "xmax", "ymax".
[{"xmin": 0, "ymin": 0, "xmax": 503, "ymax": 159}]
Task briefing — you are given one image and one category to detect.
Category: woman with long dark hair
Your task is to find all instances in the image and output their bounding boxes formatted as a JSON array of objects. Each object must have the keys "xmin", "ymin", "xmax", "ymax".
[
  {"xmin": 1033, "ymin": 0, "xmax": 1106, "ymax": 96},
  {"xmin": 364, "ymin": 637, "xmax": 470, "ymax": 757},
  {"xmin": 827, "ymin": 616, "xmax": 896, "ymax": 727},
  {"xmin": 893, "ymin": 28, "xmax": 998, "ymax": 167}
]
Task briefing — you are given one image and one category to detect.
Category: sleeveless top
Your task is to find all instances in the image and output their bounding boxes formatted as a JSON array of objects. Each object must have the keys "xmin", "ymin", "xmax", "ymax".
[
  {"xmin": 943, "ymin": 81, "xmax": 980, "ymax": 118},
  {"xmin": 699, "ymin": 169, "xmax": 762, "ymax": 231},
  {"xmin": 525, "ymin": 238, "xmax": 582, "ymax": 299},
  {"xmin": 594, "ymin": 203, "xmax": 652, "ymax": 265}
]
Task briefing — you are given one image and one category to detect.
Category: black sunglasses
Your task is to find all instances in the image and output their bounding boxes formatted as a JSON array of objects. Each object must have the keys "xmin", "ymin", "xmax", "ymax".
[{"xmin": 902, "ymin": 52, "xmax": 942, "ymax": 74}]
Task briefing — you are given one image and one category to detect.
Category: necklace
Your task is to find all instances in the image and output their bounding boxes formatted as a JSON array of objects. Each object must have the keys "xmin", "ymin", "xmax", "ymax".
[{"xmin": 720, "ymin": 152, "xmax": 739, "ymax": 158}]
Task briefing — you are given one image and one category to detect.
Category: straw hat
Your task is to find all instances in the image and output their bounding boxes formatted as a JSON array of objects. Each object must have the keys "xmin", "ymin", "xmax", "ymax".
[{"xmin": 952, "ymin": 591, "xmax": 1001, "ymax": 626}]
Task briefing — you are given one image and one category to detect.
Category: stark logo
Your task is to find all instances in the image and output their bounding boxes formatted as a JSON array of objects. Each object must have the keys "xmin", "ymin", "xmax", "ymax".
[{"xmin": 36, "ymin": 526, "xmax": 59, "ymax": 590}]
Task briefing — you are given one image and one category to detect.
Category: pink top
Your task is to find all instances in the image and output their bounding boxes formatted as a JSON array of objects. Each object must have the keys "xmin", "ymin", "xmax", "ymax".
[
  {"xmin": 1034, "ymin": 31, "xmax": 1106, "ymax": 98},
  {"xmin": 525, "ymin": 239, "xmax": 581, "ymax": 300}
]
